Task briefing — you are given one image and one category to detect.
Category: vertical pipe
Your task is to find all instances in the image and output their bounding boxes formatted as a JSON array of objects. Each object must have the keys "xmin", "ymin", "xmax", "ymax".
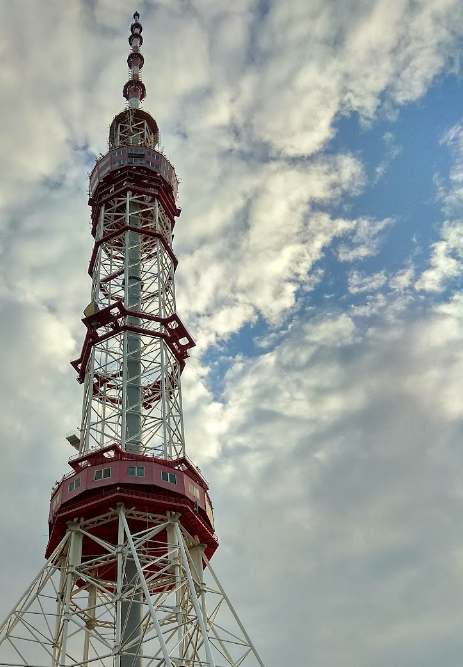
[
  {"xmin": 155, "ymin": 200, "xmax": 169, "ymax": 458},
  {"xmin": 125, "ymin": 191, "xmax": 143, "ymax": 454},
  {"xmin": 120, "ymin": 504, "xmax": 143, "ymax": 667},
  {"xmin": 120, "ymin": 511, "xmax": 173, "ymax": 667},
  {"xmin": 80, "ymin": 357, "xmax": 94, "ymax": 454},
  {"xmin": 121, "ymin": 561, "xmax": 143, "ymax": 667}
]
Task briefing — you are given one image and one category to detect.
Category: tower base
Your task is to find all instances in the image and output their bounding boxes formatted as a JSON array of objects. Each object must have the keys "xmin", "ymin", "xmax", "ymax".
[{"xmin": 0, "ymin": 505, "xmax": 265, "ymax": 667}]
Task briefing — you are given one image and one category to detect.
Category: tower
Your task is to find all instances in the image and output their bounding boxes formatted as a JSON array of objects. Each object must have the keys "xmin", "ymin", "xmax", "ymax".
[{"xmin": 0, "ymin": 14, "xmax": 265, "ymax": 667}]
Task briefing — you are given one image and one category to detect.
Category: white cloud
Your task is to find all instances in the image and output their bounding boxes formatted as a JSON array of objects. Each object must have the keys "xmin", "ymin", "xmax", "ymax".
[
  {"xmin": 349, "ymin": 269, "xmax": 388, "ymax": 293},
  {"xmin": 415, "ymin": 221, "xmax": 463, "ymax": 292},
  {"xmin": 338, "ymin": 217, "xmax": 395, "ymax": 261},
  {"xmin": 390, "ymin": 265, "xmax": 415, "ymax": 291},
  {"xmin": 374, "ymin": 132, "xmax": 403, "ymax": 182},
  {"xmin": 199, "ymin": 293, "xmax": 463, "ymax": 665},
  {"xmin": 229, "ymin": 0, "xmax": 463, "ymax": 157}
]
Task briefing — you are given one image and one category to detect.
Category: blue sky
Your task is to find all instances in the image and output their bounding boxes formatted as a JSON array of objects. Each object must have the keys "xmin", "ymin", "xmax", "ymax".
[{"xmin": 1, "ymin": 1, "xmax": 463, "ymax": 666}]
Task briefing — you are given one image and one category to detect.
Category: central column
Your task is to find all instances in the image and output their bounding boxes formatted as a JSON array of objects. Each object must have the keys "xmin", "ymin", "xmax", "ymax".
[
  {"xmin": 125, "ymin": 195, "xmax": 143, "ymax": 454},
  {"xmin": 122, "ymin": 197, "xmax": 143, "ymax": 667}
]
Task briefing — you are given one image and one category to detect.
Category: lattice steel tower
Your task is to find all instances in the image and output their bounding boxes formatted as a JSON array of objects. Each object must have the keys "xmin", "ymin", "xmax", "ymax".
[{"xmin": 0, "ymin": 13, "xmax": 265, "ymax": 667}]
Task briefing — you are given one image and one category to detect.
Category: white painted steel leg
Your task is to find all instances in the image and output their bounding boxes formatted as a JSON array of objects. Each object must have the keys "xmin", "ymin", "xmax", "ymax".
[
  {"xmin": 174, "ymin": 523, "xmax": 215, "ymax": 667},
  {"xmin": 115, "ymin": 508, "xmax": 125, "ymax": 667},
  {"xmin": 59, "ymin": 526, "xmax": 83, "ymax": 666}
]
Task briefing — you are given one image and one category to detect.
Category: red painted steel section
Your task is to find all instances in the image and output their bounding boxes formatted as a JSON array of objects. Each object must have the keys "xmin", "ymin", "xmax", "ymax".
[
  {"xmin": 71, "ymin": 301, "xmax": 195, "ymax": 383},
  {"xmin": 88, "ymin": 224, "xmax": 178, "ymax": 277},
  {"xmin": 46, "ymin": 446, "xmax": 218, "ymax": 565}
]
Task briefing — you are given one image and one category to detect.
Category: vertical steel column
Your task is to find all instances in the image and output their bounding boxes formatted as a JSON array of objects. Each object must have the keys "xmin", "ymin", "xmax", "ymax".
[
  {"xmin": 174, "ymin": 522, "xmax": 216, "ymax": 667},
  {"xmin": 167, "ymin": 519, "xmax": 186, "ymax": 664},
  {"xmin": 121, "ymin": 192, "xmax": 144, "ymax": 665},
  {"xmin": 155, "ymin": 199, "xmax": 169, "ymax": 458},
  {"xmin": 52, "ymin": 556, "xmax": 67, "ymax": 667},
  {"xmin": 59, "ymin": 526, "xmax": 83, "ymax": 666},
  {"xmin": 119, "ymin": 504, "xmax": 142, "ymax": 667},
  {"xmin": 125, "ymin": 192, "xmax": 142, "ymax": 454},
  {"xmin": 120, "ymin": 510, "xmax": 173, "ymax": 667}
]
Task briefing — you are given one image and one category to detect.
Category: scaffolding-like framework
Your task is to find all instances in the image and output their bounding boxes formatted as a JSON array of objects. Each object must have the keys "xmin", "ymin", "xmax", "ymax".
[{"xmin": 73, "ymin": 184, "xmax": 192, "ymax": 459}]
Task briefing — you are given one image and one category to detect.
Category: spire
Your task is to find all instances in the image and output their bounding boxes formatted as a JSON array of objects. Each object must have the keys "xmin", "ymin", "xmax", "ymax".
[{"xmin": 123, "ymin": 11, "xmax": 146, "ymax": 109}]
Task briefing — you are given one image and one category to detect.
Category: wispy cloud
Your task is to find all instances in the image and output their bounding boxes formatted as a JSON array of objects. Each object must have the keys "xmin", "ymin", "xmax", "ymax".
[{"xmin": 348, "ymin": 269, "xmax": 388, "ymax": 293}]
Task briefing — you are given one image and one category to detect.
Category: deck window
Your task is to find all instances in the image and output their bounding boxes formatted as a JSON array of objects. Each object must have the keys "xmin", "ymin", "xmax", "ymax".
[
  {"xmin": 188, "ymin": 482, "xmax": 200, "ymax": 499},
  {"xmin": 161, "ymin": 470, "xmax": 177, "ymax": 485},
  {"xmin": 68, "ymin": 478, "xmax": 81, "ymax": 492},
  {"xmin": 95, "ymin": 468, "xmax": 111, "ymax": 481},
  {"xmin": 128, "ymin": 466, "xmax": 145, "ymax": 477}
]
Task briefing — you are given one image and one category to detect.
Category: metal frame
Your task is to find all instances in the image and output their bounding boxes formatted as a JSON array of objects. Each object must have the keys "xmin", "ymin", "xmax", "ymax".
[
  {"xmin": 109, "ymin": 109, "xmax": 159, "ymax": 150},
  {"xmin": 0, "ymin": 506, "xmax": 265, "ymax": 667},
  {"xmin": 78, "ymin": 189, "xmax": 188, "ymax": 459}
]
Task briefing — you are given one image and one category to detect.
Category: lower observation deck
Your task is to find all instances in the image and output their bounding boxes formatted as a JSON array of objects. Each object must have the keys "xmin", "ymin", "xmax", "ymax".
[
  {"xmin": 89, "ymin": 145, "xmax": 178, "ymax": 199},
  {"xmin": 46, "ymin": 444, "xmax": 218, "ymax": 561}
]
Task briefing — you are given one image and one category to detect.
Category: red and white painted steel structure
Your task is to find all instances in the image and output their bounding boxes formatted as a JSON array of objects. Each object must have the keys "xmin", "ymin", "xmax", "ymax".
[{"xmin": 0, "ymin": 13, "xmax": 265, "ymax": 667}]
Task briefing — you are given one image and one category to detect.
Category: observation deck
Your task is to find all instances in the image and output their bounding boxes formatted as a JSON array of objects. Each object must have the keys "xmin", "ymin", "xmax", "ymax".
[
  {"xmin": 89, "ymin": 145, "xmax": 178, "ymax": 199},
  {"xmin": 46, "ymin": 444, "xmax": 218, "ymax": 563}
]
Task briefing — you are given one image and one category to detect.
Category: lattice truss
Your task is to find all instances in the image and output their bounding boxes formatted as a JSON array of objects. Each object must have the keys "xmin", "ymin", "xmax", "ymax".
[
  {"xmin": 110, "ymin": 109, "xmax": 159, "ymax": 150},
  {"xmin": 0, "ymin": 507, "xmax": 265, "ymax": 667},
  {"xmin": 80, "ymin": 190, "xmax": 187, "ymax": 459}
]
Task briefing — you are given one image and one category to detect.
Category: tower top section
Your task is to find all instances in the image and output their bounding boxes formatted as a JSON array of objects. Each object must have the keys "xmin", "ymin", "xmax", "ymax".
[
  {"xmin": 123, "ymin": 11, "xmax": 146, "ymax": 109},
  {"xmin": 107, "ymin": 12, "xmax": 159, "ymax": 151}
]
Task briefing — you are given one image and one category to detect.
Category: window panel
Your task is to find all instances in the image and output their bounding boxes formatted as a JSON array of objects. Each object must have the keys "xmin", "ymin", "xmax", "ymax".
[{"xmin": 161, "ymin": 470, "xmax": 177, "ymax": 485}]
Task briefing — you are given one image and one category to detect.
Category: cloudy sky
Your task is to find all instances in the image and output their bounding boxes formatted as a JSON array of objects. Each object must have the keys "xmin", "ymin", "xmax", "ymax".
[{"xmin": 1, "ymin": 0, "xmax": 463, "ymax": 665}]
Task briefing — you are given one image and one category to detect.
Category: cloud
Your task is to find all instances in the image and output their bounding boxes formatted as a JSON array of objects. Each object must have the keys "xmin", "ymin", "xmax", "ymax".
[
  {"xmin": 438, "ymin": 120, "xmax": 463, "ymax": 216},
  {"xmin": 415, "ymin": 221, "xmax": 463, "ymax": 292},
  {"xmin": 176, "ymin": 154, "xmax": 366, "ymax": 348},
  {"xmin": 348, "ymin": 269, "xmax": 388, "ymax": 293},
  {"xmin": 227, "ymin": 0, "xmax": 463, "ymax": 157},
  {"xmin": 374, "ymin": 131, "xmax": 403, "ymax": 182},
  {"xmin": 338, "ymin": 217, "xmax": 395, "ymax": 261},
  {"xmin": 390, "ymin": 265, "xmax": 415, "ymax": 291},
  {"xmin": 201, "ymin": 293, "xmax": 463, "ymax": 666}
]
